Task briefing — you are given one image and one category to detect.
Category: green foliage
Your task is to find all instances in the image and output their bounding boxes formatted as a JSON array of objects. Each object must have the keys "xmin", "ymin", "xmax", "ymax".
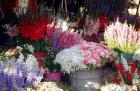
[
  {"xmin": 45, "ymin": 54, "xmax": 61, "ymax": 72},
  {"xmin": 0, "ymin": 52, "xmax": 5, "ymax": 61}
]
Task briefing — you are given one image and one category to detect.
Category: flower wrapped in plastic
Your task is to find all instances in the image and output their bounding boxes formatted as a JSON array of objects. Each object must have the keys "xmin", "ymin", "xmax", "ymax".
[
  {"xmin": 54, "ymin": 41, "xmax": 112, "ymax": 73},
  {"xmin": 20, "ymin": 18, "xmax": 48, "ymax": 41},
  {"xmin": 104, "ymin": 19, "xmax": 140, "ymax": 60}
]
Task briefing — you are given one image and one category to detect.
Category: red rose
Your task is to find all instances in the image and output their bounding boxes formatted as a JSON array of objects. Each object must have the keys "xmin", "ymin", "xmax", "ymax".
[
  {"xmin": 131, "ymin": 63, "xmax": 136, "ymax": 74},
  {"xmin": 114, "ymin": 73, "xmax": 121, "ymax": 84},
  {"xmin": 127, "ymin": 73, "xmax": 133, "ymax": 81},
  {"xmin": 116, "ymin": 64, "xmax": 125, "ymax": 75}
]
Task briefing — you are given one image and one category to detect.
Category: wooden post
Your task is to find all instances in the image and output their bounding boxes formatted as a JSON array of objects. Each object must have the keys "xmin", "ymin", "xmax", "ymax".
[
  {"xmin": 65, "ymin": 0, "xmax": 68, "ymax": 16},
  {"xmin": 136, "ymin": 0, "xmax": 140, "ymax": 16},
  {"xmin": 134, "ymin": 0, "xmax": 140, "ymax": 31}
]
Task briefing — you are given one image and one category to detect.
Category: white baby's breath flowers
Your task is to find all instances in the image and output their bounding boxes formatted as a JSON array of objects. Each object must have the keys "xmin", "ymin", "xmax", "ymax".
[{"xmin": 54, "ymin": 46, "xmax": 87, "ymax": 73}]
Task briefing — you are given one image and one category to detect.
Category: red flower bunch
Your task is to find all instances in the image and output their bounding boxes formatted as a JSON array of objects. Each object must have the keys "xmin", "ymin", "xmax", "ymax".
[
  {"xmin": 114, "ymin": 61, "xmax": 140, "ymax": 84},
  {"xmin": 20, "ymin": 18, "xmax": 48, "ymax": 41}
]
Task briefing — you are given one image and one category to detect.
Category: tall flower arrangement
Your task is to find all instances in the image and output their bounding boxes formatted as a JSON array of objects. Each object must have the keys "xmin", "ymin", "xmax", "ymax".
[
  {"xmin": 54, "ymin": 41, "xmax": 112, "ymax": 73},
  {"xmin": 104, "ymin": 19, "xmax": 140, "ymax": 60}
]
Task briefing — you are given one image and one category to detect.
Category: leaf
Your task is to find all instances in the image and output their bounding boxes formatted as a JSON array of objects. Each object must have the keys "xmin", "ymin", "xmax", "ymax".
[{"xmin": 102, "ymin": 58, "xmax": 108, "ymax": 63}]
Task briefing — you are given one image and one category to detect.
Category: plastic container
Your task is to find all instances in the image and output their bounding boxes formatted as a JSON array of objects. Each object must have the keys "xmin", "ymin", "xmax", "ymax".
[
  {"xmin": 70, "ymin": 70, "xmax": 102, "ymax": 91},
  {"xmin": 45, "ymin": 72, "xmax": 61, "ymax": 81}
]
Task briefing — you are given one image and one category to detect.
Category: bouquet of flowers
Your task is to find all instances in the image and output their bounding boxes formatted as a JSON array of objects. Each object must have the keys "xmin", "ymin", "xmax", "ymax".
[
  {"xmin": 54, "ymin": 41, "xmax": 112, "ymax": 73},
  {"xmin": 114, "ymin": 54, "xmax": 140, "ymax": 85},
  {"xmin": 59, "ymin": 32, "xmax": 82, "ymax": 50},
  {"xmin": 0, "ymin": 46, "xmax": 44, "ymax": 90},
  {"xmin": 104, "ymin": 19, "xmax": 140, "ymax": 60},
  {"xmin": 46, "ymin": 24, "xmax": 82, "ymax": 55}
]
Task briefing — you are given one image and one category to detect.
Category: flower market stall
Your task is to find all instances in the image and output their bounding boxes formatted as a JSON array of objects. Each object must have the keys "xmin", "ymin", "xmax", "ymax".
[{"xmin": 0, "ymin": 0, "xmax": 140, "ymax": 91}]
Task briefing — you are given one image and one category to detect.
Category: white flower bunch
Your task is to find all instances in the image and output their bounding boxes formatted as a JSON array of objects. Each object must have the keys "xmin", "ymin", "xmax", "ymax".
[
  {"xmin": 101, "ymin": 84, "xmax": 137, "ymax": 91},
  {"xmin": 54, "ymin": 46, "xmax": 87, "ymax": 73},
  {"xmin": 27, "ymin": 81, "xmax": 64, "ymax": 91}
]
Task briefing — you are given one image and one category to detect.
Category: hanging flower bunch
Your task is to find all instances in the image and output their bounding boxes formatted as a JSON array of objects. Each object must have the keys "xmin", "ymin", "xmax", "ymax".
[
  {"xmin": 114, "ymin": 54, "xmax": 140, "ymax": 85},
  {"xmin": 26, "ymin": 81, "xmax": 64, "ymax": 91},
  {"xmin": 16, "ymin": 0, "xmax": 29, "ymax": 15},
  {"xmin": 84, "ymin": 19, "xmax": 100, "ymax": 36},
  {"xmin": 0, "ymin": 48, "xmax": 44, "ymax": 90},
  {"xmin": 104, "ymin": 19, "xmax": 140, "ymax": 60},
  {"xmin": 54, "ymin": 41, "xmax": 112, "ymax": 73},
  {"xmin": 20, "ymin": 18, "xmax": 48, "ymax": 41},
  {"xmin": 16, "ymin": 0, "xmax": 36, "ymax": 15}
]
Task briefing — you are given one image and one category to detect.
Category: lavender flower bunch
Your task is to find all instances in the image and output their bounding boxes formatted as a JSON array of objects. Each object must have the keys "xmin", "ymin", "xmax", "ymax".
[{"xmin": 0, "ymin": 51, "xmax": 44, "ymax": 91}]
